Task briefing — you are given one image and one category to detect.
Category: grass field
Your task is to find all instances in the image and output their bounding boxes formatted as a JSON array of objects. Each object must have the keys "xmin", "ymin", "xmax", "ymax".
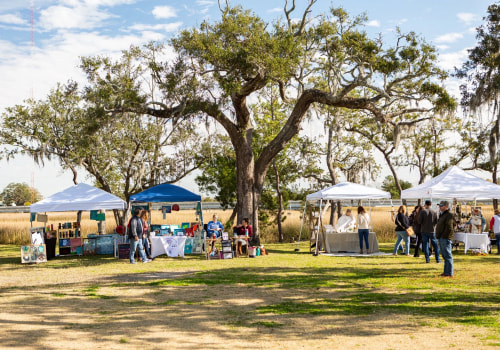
[
  {"xmin": 0, "ymin": 241, "xmax": 499, "ymax": 349},
  {"xmin": 2, "ymin": 206, "xmax": 493, "ymax": 244}
]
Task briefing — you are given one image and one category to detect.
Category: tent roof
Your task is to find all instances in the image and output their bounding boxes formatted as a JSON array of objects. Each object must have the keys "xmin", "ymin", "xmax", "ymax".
[
  {"xmin": 130, "ymin": 183, "xmax": 201, "ymax": 203},
  {"xmin": 401, "ymin": 166, "xmax": 500, "ymax": 200},
  {"xmin": 306, "ymin": 182, "xmax": 391, "ymax": 201},
  {"xmin": 30, "ymin": 183, "xmax": 127, "ymax": 213}
]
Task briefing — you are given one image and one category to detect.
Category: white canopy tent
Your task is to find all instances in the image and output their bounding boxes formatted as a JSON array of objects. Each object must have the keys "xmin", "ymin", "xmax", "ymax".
[
  {"xmin": 30, "ymin": 183, "xmax": 127, "ymax": 213},
  {"xmin": 401, "ymin": 166, "xmax": 500, "ymax": 200},
  {"xmin": 306, "ymin": 182, "xmax": 392, "ymax": 201},
  {"xmin": 300, "ymin": 182, "xmax": 392, "ymax": 254}
]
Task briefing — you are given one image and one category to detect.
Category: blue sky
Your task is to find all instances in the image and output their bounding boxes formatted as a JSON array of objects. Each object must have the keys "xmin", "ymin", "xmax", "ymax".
[{"xmin": 0, "ymin": 0, "xmax": 494, "ymax": 197}]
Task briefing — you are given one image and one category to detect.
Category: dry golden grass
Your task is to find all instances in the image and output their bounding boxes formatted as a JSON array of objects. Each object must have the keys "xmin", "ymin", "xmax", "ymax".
[{"xmin": 1, "ymin": 206, "xmax": 496, "ymax": 245}]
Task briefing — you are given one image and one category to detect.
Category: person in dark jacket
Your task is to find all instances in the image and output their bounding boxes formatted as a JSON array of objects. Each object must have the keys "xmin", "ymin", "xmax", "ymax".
[
  {"xmin": 409, "ymin": 205, "xmax": 423, "ymax": 257},
  {"xmin": 436, "ymin": 200, "xmax": 454, "ymax": 277},
  {"xmin": 418, "ymin": 200, "xmax": 440, "ymax": 263},
  {"xmin": 128, "ymin": 209, "xmax": 151, "ymax": 264},
  {"xmin": 393, "ymin": 205, "xmax": 410, "ymax": 255}
]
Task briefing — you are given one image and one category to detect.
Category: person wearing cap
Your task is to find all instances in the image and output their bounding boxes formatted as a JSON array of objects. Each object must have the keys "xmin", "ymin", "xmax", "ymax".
[
  {"xmin": 436, "ymin": 200, "xmax": 454, "ymax": 277},
  {"xmin": 489, "ymin": 209, "xmax": 500, "ymax": 254},
  {"xmin": 418, "ymin": 200, "xmax": 440, "ymax": 263}
]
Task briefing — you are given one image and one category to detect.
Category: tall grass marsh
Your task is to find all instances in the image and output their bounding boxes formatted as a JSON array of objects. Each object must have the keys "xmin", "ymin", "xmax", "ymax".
[{"xmin": 0, "ymin": 205, "xmax": 495, "ymax": 244}]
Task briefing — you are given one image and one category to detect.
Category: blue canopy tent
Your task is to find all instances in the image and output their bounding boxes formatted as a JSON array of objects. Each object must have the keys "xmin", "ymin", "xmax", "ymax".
[
  {"xmin": 130, "ymin": 183, "xmax": 201, "ymax": 203},
  {"xmin": 129, "ymin": 183, "xmax": 204, "ymax": 234}
]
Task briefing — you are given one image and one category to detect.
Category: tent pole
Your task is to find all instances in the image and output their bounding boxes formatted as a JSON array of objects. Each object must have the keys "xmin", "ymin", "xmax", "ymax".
[
  {"xmin": 124, "ymin": 201, "xmax": 131, "ymax": 240},
  {"xmin": 368, "ymin": 199, "xmax": 372, "ymax": 231},
  {"xmin": 314, "ymin": 199, "xmax": 322, "ymax": 256},
  {"xmin": 296, "ymin": 202, "xmax": 307, "ymax": 251}
]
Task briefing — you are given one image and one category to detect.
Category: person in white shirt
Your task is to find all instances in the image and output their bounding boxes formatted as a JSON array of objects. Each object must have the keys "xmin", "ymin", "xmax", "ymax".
[
  {"xmin": 356, "ymin": 206, "xmax": 371, "ymax": 254},
  {"xmin": 335, "ymin": 209, "xmax": 356, "ymax": 232}
]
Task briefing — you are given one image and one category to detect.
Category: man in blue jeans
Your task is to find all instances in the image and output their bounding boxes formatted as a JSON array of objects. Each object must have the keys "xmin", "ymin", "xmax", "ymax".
[
  {"xmin": 436, "ymin": 200, "xmax": 454, "ymax": 277},
  {"xmin": 128, "ymin": 209, "xmax": 151, "ymax": 264},
  {"xmin": 418, "ymin": 200, "xmax": 440, "ymax": 263}
]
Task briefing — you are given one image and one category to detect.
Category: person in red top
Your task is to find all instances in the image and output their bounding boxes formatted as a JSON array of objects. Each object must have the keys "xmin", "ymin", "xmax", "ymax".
[
  {"xmin": 233, "ymin": 218, "xmax": 253, "ymax": 256},
  {"xmin": 489, "ymin": 209, "xmax": 500, "ymax": 254}
]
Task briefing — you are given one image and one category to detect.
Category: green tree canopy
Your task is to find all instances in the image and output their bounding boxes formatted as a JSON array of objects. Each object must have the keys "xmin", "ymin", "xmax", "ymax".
[
  {"xmin": 381, "ymin": 175, "xmax": 412, "ymax": 199},
  {"xmin": 1, "ymin": 182, "xmax": 42, "ymax": 206}
]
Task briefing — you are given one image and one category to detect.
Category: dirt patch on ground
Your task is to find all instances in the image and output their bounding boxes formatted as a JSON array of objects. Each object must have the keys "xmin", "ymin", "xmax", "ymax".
[{"xmin": 0, "ymin": 261, "xmax": 497, "ymax": 350}]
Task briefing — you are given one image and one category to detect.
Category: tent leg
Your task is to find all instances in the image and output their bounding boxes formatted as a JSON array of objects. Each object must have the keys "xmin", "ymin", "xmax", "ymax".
[
  {"xmin": 314, "ymin": 200, "xmax": 323, "ymax": 256},
  {"xmin": 295, "ymin": 204, "xmax": 307, "ymax": 251}
]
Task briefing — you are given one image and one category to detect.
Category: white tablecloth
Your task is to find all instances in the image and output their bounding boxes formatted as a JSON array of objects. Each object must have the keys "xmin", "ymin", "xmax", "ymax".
[
  {"xmin": 150, "ymin": 236, "xmax": 187, "ymax": 258},
  {"xmin": 324, "ymin": 232, "xmax": 379, "ymax": 253},
  {"xmin": 453, "ymin": 233, "xmax": 490, "ymax": 254}
]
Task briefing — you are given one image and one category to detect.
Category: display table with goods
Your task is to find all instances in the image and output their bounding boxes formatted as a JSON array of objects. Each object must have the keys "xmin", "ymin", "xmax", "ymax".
[
  {"xmin": 150, "ymin": 235, "xmax": 188, "ymax": 258},
  {"xmin": 129, "ymin": 183, "xmax": 205, "ymax": 258},
  {"xmin": 300, "ymin": 182, "xmax": 392, "ymax": 255},
  {"xmin": 21, "ymin": 227, "xmax": 47, "ymax": 263},
  {"xmin": 453, "ymin": 232, "xmax": 491, "ymax": 254},
  {"xmin": 58, "ymin": 222, "xmax": 83, "ymax": 256},
  {"xmin": 324, "ymin": 231, "xmax": 379, "ymax": 253}
]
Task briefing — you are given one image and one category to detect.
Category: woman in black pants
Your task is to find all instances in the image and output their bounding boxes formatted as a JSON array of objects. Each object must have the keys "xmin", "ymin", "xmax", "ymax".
[{"xmin": 410, "ymin": 205, "xmax": 423, "ymax": 257}]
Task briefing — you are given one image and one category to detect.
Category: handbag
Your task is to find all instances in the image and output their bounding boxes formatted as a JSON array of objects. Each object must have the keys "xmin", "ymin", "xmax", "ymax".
[
  {"xmin": 396, "ymin": 216, "xmax": 414, "ymax": 236},
  {"xmin": 405, "ymin": 226, "xmax": 414, "ymax": 237}
]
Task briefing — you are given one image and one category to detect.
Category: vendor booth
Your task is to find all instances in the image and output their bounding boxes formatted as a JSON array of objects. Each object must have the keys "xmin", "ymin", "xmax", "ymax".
[
  {"xmin": 129, "ymin": 183, "xmax": 204, "ymax": 259},
  {"xmin": 28, "ymin": 183, "xmax": 127, "ymax": 261},
  {"xmin": 300, "ymin": 182, "xmax": 392, "ymax": 255},
  {"xmin": 401, "ymin": 166, "xmax": 497, "ymax": 254}
]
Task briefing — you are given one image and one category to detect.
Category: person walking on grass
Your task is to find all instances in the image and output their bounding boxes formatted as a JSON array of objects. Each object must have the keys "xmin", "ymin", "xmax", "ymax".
[
  {"xmin": 393, "ymin": 205, "xmax": 410, "ymax": 256},
  {"xmin": 418, "ymin": 200, "xmax": 440, "ymax": 264},
  {"xmin": 436, "ymin": 201, "xmax": 454, "ymax": 277},
  {"xmin": 489, "ymin": 209, "xmax": 500, "ymax": 255},
  {"xmin": 357, "ymin": 206, "xmax": 371, "ymax": 254},
  {"xmin": 128, "ymin": 208, "xmax": 151, "ymax": 264}
]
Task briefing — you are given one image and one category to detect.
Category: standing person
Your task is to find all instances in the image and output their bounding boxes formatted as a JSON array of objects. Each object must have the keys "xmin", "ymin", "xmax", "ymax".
[
  {"xmin": 128, "ymin": 208, "xmax": 151, "ymax": 264},
  {"xmin": 140, "ymin": 209, "xmax": 153, "ymax": 260},
  {"xmin": 418, "ymin": 200, "xmax": 440, "ymax": 263},
  {"xmin": 393, "ymin": 205, "xmax": 410, "ymax": 256},
  {"xmin": 436, "ymin": 200, "xmax": 454, "ymax": 277},
  {"xmin": 356, "ymin": 206, "xmax": 371, "ymax": 254},
  {"xmin": 410, "ymin": 205, "xmax": 423, "ymax": 257},
  {"xmin": 233, "ymin": 218, "xmax": 253, "ymax": 256},
  {"xmin": 489, "ymin": 209, "xmax": 500, "ymax": 255}
]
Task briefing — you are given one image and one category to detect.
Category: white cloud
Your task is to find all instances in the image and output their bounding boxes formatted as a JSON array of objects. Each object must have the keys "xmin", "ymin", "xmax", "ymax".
[
  {"xmin": 152, "ymin": 5, "xmax": 177, "ymax": 19},
  {"xmin": 39, "ymin": 4, "xmax": 114, "ymax": 30},
  {"xmin": 436, "ymin": 44, "xmax": 450, "ymax": 51},
  {"xmin": 366, "ymin": 20, "xmax": 380, "ymax": 27},
  {"xmin": 457, "ymin": 12, "xmax": 478, "ymax": 26},
  {"xmin": 129, "ymin": 22, "xmax": 183, "ymax": 33},
  {"xmin": 0, "ymin": 13, "xmax": 27, "ymax": 25},
  {"xmin": 437, "ymin": 48, "xmax": 469, "ymax": 71},
  {"xmin": 434, "ymin": 32, "xmax": 463, "ymax": 44},
  {"xmin": 267, "ymin": 7, "xmax": 282, "ymax": 13},
  {"xmin": 196, "ymin": 0, "xmax": 215, "ymax": 6}
]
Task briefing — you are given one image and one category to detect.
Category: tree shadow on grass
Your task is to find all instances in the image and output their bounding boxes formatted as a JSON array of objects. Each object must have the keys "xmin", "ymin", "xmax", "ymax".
[{"xmin": 0, "ymin": 264, "xmax": 499, "ymax": 349}]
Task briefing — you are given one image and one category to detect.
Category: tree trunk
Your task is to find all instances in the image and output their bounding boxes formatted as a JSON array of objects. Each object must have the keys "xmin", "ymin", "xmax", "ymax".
[
  {"xmin": 272, "ymin": 160, "xmax": 284, "ymax": 243},
  {"xmin": 493, "ymin": 163, "xmax": 498, "ymax": 210},
  {"xmin": 225, "ymin": 206, "xmax": 238, "ymax": 230}
]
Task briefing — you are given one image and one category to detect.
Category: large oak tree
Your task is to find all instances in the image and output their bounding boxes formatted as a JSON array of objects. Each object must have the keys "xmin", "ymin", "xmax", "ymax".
[{"xmin": 142, "ymin": 3, "xmax": 454, "ymax": 236}]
